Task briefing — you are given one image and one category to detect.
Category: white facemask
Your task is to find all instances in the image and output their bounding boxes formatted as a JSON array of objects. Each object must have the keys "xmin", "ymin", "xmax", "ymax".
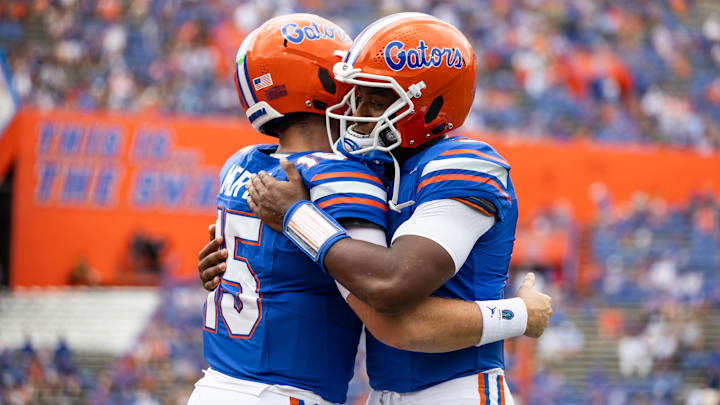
[{"xmin": 326, "ymin": 61, "xmax": 426, "ymax": 212}]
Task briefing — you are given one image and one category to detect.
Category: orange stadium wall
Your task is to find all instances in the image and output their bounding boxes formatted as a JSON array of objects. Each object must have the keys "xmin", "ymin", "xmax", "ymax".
[
  {"xmin": 1, "ymin": 109, "xmax": 719, "ymax": 287},
  {"xmin": 482, "ymin": 136, "xmax": 720, "ymax": 221},
  {"xmin": 1, "ymin": 109, "xmax": 272, "ymax": 286}
]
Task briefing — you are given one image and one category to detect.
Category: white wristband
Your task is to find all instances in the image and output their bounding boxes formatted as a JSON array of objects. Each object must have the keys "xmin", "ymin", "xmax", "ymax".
[
  {"xmin": 283, "ymin": 201, "xmax": 348, "ymax": 267},
  {"xmin": 335, "ymin": 281, "xmax": 351, "ymax": 300},
  {"xmin": 475, "ymin": 297, "xmax": 528, "ymax": 346}
]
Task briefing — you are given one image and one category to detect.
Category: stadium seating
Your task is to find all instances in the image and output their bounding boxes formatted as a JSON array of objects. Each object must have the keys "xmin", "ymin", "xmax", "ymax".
[
  {"xmin": 0, "ymin": 287, "xmax": 159, "ymax": 353},
  {"xmin": 504, "ymin": 192, "xmax": 720, "ymax": 404},
  {"xmin": 1, "ymin": 0, "xmax": 720, "ymax": 148},
  {"xmin": 0, "ymin": 287, "xmax": 159, "ymax": 404}
]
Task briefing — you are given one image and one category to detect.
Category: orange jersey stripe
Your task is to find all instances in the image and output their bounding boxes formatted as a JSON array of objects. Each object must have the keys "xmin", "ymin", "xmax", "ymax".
[
  {"xmin": 417, "ymin": 174, "xmax": 511, "ymax": 203},
  {"xmin": 450, "ymin": 198, "xmax": 493, "ymax": 217},
  {"xmin": 289, "ymin": 398, "xmax": 300, "ymax": 405},
  {"xmin": 440, "ymin": 149, "xmax": 509, "ymax": 165},
  {"xmin": 311, "ymin": 171, "xmax": 383, "ymax": 186},
  {"xmin": 478, "ymin": 373, "xmax": 486, "ymax": 405},
  {"xmin": 499, "ymin": 375, "xmax": 506, "ymax": 405},
  {"xmin": 317, "ymin": 197, "xmax": 388, "ymax": 212}
]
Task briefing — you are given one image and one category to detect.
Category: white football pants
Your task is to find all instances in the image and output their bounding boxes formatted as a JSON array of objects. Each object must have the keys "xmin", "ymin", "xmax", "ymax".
[
  {"xmin": 187, "ymin": 368, "xmax": 338, "ymax": 405},
  {"xmin": 366, "ymin": 368, "xmax": 514, "ymax": 405}
]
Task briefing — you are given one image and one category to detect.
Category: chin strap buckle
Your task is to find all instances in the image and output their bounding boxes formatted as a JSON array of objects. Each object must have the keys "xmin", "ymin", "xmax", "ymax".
[
  {"xmin": 389, "ymin": 199, "xmax": 415, "ymax": 213},
  {"xmin": 407, "ymin": 81, "xmax": 426, "ymax": 99}
]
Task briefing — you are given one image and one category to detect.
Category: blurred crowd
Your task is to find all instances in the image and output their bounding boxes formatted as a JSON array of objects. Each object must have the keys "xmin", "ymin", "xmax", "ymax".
[
  {"xmin": 0, "ymin": 339, "xmax": 95, "ymax": 405},
  {"xmin": 2, "ymin": 0, "xmax": 720, "ymax": 149},
  {"xmin": 88, "ymin": 284, "xmax": 203, "ymax": 405},
  {"xmin": 460, "ymin": 0, "xmax": 720, "ymax": 150},
  {"xmin": 501, "ymin": 190, "xmax": 720, "ymax": 404},
  {"xmin": 592, "ymin": 189, "xmax": 719, "ymax": 306}
]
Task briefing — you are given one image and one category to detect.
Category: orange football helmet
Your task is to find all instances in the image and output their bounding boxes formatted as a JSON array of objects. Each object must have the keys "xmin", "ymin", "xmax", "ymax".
[
  {"xmin": 235, "ymin": 14, "xmax": 353, "ymax": 134},
  {"xmin": 326, "ymin": 13, "xmax": 477, "ymax": 211},
  {"xmin": 326, "ymin": 12, "xmax": 477, "ymax": 151}
]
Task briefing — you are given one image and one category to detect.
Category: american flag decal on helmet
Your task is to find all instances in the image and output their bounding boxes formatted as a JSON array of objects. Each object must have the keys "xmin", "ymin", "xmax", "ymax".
[{"xmin": 253, "ymin": 73, "xmax": 273, "ymax": 91}]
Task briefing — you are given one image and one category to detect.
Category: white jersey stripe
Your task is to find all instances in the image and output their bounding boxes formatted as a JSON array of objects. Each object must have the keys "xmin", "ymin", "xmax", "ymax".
[
  {"xmin": 310, "ymin": 181, "xmax": 387, "ymax": 202},
  {"xmin": 204, "ymin": 290, "xmax": 217, "ymax": 330},
  {"xmin": 347, "ymin": 12, "xmax": 433, "ymax": 66},
  {"xmin": 488, "ymin": 373, "xmax": 499, "ymax": 405},
  {"xmin": 422, "ymin": 157, "xmax": 509, "ymax": 187},
  {"xmin": 236, "ymin": 29, "xmax": 259, "ymax": 107}
]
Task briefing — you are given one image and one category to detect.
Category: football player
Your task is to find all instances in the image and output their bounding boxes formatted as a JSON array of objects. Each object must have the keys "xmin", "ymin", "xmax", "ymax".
[
  {"xmin": 243, "ymin": 12, "xmax": 544, "ymax": 405},
  {"xmin": 193, "ymin": 13, "xmax": 551, "ymax": 405}
]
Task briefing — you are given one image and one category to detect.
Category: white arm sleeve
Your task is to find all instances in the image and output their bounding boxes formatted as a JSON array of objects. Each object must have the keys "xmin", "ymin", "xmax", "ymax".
[
  {"xmin": 346, "ymin": 224, "xmax": 388, "ymax": 247},
  {"xmin": 335, "ymin": 224, "xmax": 388, "ymax": 300},
  {"xmin": 391, "ymin": 198, "xmax": 496, "ymax": 273}
]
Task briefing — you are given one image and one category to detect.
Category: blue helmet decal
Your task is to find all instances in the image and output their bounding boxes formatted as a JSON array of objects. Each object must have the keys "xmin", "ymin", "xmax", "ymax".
[
  {"xmin": 281, "ymin": 22, "xmax": 351, "ymax": 45},
  {"xmin": 248, "ymin": 107, "xmax": 267, "ymax": 123},
  {"xmin": 384, "ymin": 40, "xmax": 464, "ymax": 71}
]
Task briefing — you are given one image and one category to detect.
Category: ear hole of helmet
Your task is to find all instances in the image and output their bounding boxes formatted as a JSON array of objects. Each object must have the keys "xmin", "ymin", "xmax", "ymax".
[
  {"xmin": 318, "ymin": 68, "xmax": 336, "ymax": 95},
  {"xmin": 425, "ymin": 96, "xmax": 443, "ymax": 124},
  {"xmin": 312, "ymin": 100, "xmax": 328, "ymax": 111}
]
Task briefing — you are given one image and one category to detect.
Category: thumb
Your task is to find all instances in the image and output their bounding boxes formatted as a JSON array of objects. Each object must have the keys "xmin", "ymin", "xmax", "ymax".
[
  {"xmin": 280, "ymin": 158, "xmax": 302, "ymax": 183},
  {"xmin": 520, "ymin": 272, "xmax": 536, "ymax": 290},
  {"xmin": 208, "ymin": 223, "xmax": 216, "ymax": 242}
]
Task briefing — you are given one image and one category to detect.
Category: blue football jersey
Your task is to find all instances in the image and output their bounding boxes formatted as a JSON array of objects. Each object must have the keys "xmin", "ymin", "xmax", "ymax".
[
  {"xmin": 365, "ymin": 136, "xmax": 519, "ymax": 393},
  {"xmin": 203, "ymin": 144, "xmax": 388, "ymax": 403}
]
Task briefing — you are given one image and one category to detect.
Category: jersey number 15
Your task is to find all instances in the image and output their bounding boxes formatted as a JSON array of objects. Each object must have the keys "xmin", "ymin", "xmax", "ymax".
[{"xmin": 203, "ymin": 208, "xmax": 262, "ymax": 338}]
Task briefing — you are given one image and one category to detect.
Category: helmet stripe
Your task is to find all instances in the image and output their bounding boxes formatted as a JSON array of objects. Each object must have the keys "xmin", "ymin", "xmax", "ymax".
[
  {"xmin": 235, "ymin": 66, "xmax": 248, "ymax": 109},
  {"xmin": 236, "ymin": 29, "xmax": 259, "ymax": 107},
  {"xmin": 346, "ymin": 12, "xmax": 435, "ymax": 66},
  {"xmin": 242, "ymin": 55, "xmax": 257, "ymax": 103}
]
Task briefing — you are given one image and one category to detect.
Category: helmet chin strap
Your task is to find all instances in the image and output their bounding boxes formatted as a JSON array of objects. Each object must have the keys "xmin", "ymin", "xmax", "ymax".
[
  {"xmin": 387, "ymin": 150, "xmax": 415, "ymax": 213},
  {"xmin": 343, "ymin": 125, "xmax": 375, "ymax": 152},
  {"xmin": 380, "ymin": 82, "xmax": 425, "ymax": 212},
  {"xmin": 338, "ymin": 123, "xmax": 414, "ymax": 212}
]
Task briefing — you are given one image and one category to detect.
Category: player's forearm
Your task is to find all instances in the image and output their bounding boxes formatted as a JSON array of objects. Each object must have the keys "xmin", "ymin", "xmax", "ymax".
[
  {"xmin": 347, "ymin": 294, "xmax": 483, "ymax": 353},
  {"xmin": 324, "ymin": 238, "xmax": 450, "ymax": 314},
  {"xmin": 324, "ymin": 238, "xmax": 406, "ymax": 313}
]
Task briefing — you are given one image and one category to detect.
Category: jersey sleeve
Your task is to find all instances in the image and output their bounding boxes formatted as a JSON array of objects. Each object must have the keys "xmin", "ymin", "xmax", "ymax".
[
  {"xmin": 302, "ymin": 156, "xmax": 388, "ymax": 231},
  {"xmin": 415, "ymin": 149, "xmax": 514, "ymax": 221}
]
